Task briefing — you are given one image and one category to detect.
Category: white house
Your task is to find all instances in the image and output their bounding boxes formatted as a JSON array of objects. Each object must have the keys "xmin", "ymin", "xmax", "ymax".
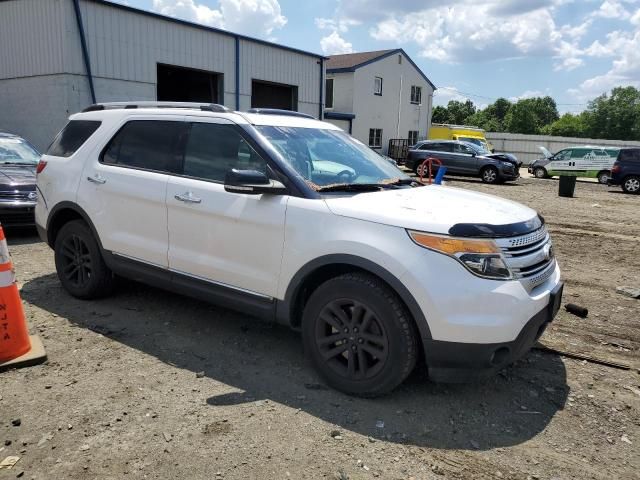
[{"xmin": 324, "ymin": 49, "xmax": 435, "ymax": 155}]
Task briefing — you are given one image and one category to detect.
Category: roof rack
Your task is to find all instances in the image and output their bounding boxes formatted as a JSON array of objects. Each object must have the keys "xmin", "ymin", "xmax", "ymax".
[
  {"xmin": 82, "ymin": 102, "xmax": 232, "ymax": 113},
  {"xmin": 246, "ymin": 108, "xmax": 315, "ymax": 119}
]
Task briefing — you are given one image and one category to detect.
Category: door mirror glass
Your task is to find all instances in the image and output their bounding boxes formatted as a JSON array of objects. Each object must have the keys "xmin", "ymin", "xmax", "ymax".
[{"xmin": 224, "ymin": 169, "xmax": 287, "ymax": 195}]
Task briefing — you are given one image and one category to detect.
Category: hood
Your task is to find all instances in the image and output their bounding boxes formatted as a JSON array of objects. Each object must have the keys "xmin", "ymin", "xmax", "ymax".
[
  {"xmin": 0, "ymin": 165, "xmax": 36, "ymax": 186},
  {"xmin": 538, "ymin": 146, "xmax": 553, "ymax": 159},
  {"xmin": 485, "ymin": 152, "xmax": 520, "ymax": 165},
  {"xmin": 324, "ymin": 185, "xmax": 539, "ymax": 235}
]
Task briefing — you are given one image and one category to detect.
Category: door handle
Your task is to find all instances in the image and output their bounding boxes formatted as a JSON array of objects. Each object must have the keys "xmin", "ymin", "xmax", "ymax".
[
  {"xmin": 174, "ymin": 192, "xmax": 202, "ymax": 204},
  {"xmin": 87, "ymin": 175, "xmax": 106, "ymax": 185}
]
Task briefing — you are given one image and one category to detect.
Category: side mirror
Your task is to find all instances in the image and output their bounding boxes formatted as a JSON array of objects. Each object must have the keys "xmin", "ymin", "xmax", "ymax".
[
  {"xmin": 224, "ymin": 169, "xmax": 287, "ymax": 195},
  {"xmin": 471, "ymin": 151, "xmax": 476, "ymax": 157}
]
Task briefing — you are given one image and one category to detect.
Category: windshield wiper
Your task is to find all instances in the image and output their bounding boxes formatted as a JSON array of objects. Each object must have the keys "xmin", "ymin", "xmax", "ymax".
[
  {"xmin": 317, "ymin": 183, "xmax": 385, "ymax": 192},
  {"xmin": 0, "ymin": 162, "xmax": 36, "ymax": 166}
]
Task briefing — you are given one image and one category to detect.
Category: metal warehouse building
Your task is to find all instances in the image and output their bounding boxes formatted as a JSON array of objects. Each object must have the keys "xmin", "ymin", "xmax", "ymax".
[{"xmin": 0, "ymin": 0, "xmax": 325, "ymax": 150}]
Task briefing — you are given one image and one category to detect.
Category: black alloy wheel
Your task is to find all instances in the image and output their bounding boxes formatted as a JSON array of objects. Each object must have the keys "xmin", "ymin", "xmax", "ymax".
[{"xmin": 315, "ymin": 299, "xmax": 389, "ymax": 380}]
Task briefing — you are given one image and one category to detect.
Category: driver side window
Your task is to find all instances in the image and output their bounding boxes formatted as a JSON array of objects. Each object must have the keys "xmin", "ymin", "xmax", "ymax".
[
  {"xmin": 182, "ymin": 123, "xmax": 267, "ymax": 182},
  {"xmin": 454, "ymin": 143, "xmax": 473, "ymax": 154},
  {"xmin": 553, "ymin": 150, "xmax": 570, "ymax": 162}
]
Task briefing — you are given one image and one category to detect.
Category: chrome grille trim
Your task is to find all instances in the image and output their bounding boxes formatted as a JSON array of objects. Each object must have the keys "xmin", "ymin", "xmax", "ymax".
[{"xmin": 496, "ymin": 226, "xmax": 555, "ymax": 290}]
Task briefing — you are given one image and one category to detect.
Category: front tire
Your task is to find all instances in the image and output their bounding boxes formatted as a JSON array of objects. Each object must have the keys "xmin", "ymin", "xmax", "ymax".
[
  {"xmin": 622, "ymin": 175, "xmax": 640, "ymax": 194},
  {"xmin": 481, "ymin": 166, "xmax": 499, "ymax": 184},
  {"xmin": 533, "ymin": 167, "xmax": 547, "ymax": 179},
  {"xmin": 54, "ymin": 220, "xmax": 115, "ymax": 299},
  {"xmin": 302, "ymin": 273, "xmax": 418, "ymax": 396}
]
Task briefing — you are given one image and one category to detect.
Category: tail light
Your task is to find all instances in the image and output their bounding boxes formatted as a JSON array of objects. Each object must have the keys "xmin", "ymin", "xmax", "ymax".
[
  {"xmin": 36, "ymin": 160, "xmax": 47, "ymax": 174},
  {"xmin": 611, "ymin": 162, "xmax": 621, "ymax": 173}
]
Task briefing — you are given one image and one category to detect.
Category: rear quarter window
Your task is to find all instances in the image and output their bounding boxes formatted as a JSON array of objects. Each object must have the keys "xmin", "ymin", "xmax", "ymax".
[
  {"xmin": 46, "ymin": 120, "xmax": 101, "ymax": 157},
  {"xmin": 619, "ymin": 149, "xmax": 640, "ymax": 162}
]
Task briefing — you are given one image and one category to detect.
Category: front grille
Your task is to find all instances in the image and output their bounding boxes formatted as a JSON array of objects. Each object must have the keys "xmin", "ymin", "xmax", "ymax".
[
  {"xmin": 0, "ymin": 191, "xmax": 33, "ymax": 202},
  {"xmin": 496, "ymin": 226, "xmax": 555, "ymax": 290}
]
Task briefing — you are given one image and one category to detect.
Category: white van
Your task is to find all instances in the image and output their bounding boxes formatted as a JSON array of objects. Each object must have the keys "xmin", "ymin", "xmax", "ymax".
[{"xmin": 528, "ymin": 146, "xmax": 620, "ymax": 184}]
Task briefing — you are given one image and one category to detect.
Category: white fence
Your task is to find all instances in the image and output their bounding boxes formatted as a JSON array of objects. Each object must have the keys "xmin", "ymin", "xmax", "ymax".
[{"xmin": 485, "ymin": 132, "xmax": 640, "ymax": 165}]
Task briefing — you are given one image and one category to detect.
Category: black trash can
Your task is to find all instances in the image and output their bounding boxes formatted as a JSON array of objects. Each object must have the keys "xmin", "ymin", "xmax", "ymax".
[{"xmin": 558, "ymin": 175, "xmax": 577, "ymax": 197}]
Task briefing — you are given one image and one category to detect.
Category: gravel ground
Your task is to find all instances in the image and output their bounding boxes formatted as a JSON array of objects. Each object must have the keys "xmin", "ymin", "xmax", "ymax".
[{"xmin": 1, "ymin": 173, "xmax": 639, "ymax": 480}]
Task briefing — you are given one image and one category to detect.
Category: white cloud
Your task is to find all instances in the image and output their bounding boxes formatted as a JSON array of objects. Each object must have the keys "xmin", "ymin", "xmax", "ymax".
[
  {"xmin": 591, "ymin": 0, "xmax": 629, "ymax": 19},
  {"xmin": 569, "ymin": 29, "xmax": 640, "ymax": 101},
  {"xmin": 319, "ymin": 31, "xmax": 354, "ymax": 55},
  {"xmin": 432, "ymin": 87, "xmax": 470, "ymax": 107},
  {"xmin": 152, "ymin": 0, "xmax": 287, "ymax": 37},
  {"xmin": 509, "ymin": 90, "xmax": 546, "ymax": 102},
  {"xmin": 315, "ymin": 17, "xmax": 361, "ymax": 33},
  {"xmin": 630, "ymin": 8, "xmax": 640, "ymax": 24},
  {"xmin": 368, "ymin": 4, "xmax": 583, "ymax": 67}
]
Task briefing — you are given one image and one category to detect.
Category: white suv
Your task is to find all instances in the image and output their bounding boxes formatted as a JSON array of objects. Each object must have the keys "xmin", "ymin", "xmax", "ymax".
[{"xmin": 36, "ymin": 102, "xmax": 563, "ymax": 396}]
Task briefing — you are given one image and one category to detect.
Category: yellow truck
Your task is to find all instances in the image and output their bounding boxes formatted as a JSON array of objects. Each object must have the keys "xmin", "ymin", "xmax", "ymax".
[{"xmin": 428, "ymin": 124, "xmax": 494, "ymax": 152}]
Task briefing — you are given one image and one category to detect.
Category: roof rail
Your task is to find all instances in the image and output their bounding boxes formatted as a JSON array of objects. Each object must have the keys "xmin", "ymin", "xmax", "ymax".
[
  {"xmin": 246, "ymin": 108, "xmax": 315, "ymax": 119},
  {"xmin": 81, "ymin": 102, "xmax": 232, "ymax": 113}
]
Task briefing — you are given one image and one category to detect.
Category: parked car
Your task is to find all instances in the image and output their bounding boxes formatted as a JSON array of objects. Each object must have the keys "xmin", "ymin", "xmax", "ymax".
[
  {"xmin": 0, "ymin": 132, "xmax": 40, "ymax": 226},
  {"xmin": 36, "ymin": 102, "xmax": 562, "ymax": 396},
  {"xmin": 609, "ymin": 147, "xmax": 640, "ymax": 194},
  {"xmin": 406, "ymin": 140, "xmax": 521, "ymax": 184},
  {"xmin": 528, "ymin": 146, "xmax": 619, "ymax": 184}
]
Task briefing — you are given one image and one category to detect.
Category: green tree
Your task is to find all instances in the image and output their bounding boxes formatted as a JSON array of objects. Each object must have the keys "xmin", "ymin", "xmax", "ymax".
[
  {"xmin": 446, "ymin": 100, "xmax": 476, "ymax": 124},
  {"xmin": 484, "ymin": 97, "xmax": 512, "ymax": 130},
  {"xmin": 584, "ymin": 86, "xmax": 640, "ymax": 140},
  {"xmin": 504, "ymin": 102, "xmax": 538, "ymax": 134},
  {"xmin": 540, "ymin": 113, "xmax": 588, "ymax": 137},
  {"xmin": 432, "ymin": 105, "xmax": 448, "ymax": 123}
]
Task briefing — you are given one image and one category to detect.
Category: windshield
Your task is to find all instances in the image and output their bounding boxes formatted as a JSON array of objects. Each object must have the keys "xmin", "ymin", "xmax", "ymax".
[
  {"xmin": 458, "ymin": 136, "xmax": 489, "ymax": 152},
  {"xmin": 0, "ymin": 137, "xmax": 40, "ymax": 164},
  {"xmin": 255, "ymin": 126, "xmax": 409, "ymax": 188}
]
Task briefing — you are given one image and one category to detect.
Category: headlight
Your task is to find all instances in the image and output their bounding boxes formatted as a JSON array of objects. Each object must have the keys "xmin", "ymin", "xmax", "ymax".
[{"xmin": 408, "ymin": 231, "xmax": 513, "ymax": 280}]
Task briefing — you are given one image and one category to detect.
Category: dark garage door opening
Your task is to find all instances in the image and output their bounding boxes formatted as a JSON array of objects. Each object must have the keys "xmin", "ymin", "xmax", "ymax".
[
  {"xmin": 251, "ymin": 80, "xmax": 298, "ymax": 111},
  {"xmin": 157, "ymin": 64, "xmax": 222, "ymax": 103}
]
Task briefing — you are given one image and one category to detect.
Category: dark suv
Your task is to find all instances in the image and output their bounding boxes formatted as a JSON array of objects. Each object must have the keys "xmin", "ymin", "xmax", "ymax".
[
  {"xmin": 0, "ymin": 132, "xmax": 40, "ymax": 226},
  {"xmin": 406, "ymin": 140, "xmax": 521, "ymax": 184},
  {"xmin": 609, "ymin": 148, "xmax": 640, "ymax": 194}
]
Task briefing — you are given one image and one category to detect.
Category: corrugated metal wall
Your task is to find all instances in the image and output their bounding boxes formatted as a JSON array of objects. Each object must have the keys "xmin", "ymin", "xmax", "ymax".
[
  {"xmin": 486, "ymin": 132, "xmax": 640, "ymax": 164},
  {"xmin": 0, "ymin": 0, "xmax": 70, "ymax": 79},
  {"xmin": 77, "ymin": 0, "xmax": 236, "ymax": 90}
]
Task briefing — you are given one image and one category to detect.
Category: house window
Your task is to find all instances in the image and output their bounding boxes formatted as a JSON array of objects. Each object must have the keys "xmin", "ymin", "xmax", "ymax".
[
  {"xmin": 374, "ymin": 76, "xmax": 383, "ymax": 96},
  {"xmin": 408, "ymin": 131, "xmax": 419, "ymax": 145},
  {"xmin": 411, "ymin": 86, "xmax": 422, "ymax": 104},
  {"xmin": 325, "ymin": 78, "xmax": 334, "ymax": 109},
  {"xmin": 369, "ymin": 128, "xmax": 382, "ymax": 148}
]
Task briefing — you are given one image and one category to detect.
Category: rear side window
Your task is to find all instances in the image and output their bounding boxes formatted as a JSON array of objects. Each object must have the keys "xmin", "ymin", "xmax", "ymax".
[
  {"xmin": 46, "ymin": 120, "xmax": 101, "ymax": 157},
  {"xmin": 619, "ymin": 149, "xmax": 640, "ymax": 162},
  {"xmin": 102, "ymin": 120, "xmax": 187, "ymax": 173}
]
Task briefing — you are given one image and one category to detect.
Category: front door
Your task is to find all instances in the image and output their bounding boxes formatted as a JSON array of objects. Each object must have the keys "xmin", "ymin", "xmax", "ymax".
[
  {"xmin": 166, "ymin": 119, "xmax": 288, "ymax": 298},
  {"xmin": 452, "ymin": 142, "xmax": 478, "ymax": 174},
  {"xmin": 77, "ymin": 118, "xmax": 188, "ymax": 267}
]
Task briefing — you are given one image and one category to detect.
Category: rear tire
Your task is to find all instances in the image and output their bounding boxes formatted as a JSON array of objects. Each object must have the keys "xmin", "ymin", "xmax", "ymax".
[
  {"xmin": 302, "ymin": 272, "xmax": 418, "ymax": 397},
  {"xmin": 533, "ymin": 167, "xmax": 547, "ymax": 179},
  {"xmin": 622, "ymin": 175, "xmax": 640, "ymax": 194},
  {"xmin": 597, "ymin": 170, "xmax": 610, "ymax": 184},
  {"xmin": 481, "ymin": 166, "xmax": 499, "ymax": 184},
  {"xmin": 54, "ymin": 220, "xmax": 115, "ymax": 299}
]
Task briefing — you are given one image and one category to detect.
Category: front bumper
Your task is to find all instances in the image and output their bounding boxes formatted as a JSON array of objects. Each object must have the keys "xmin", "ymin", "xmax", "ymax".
[
  {"xmin": 425, "ymin": 281, "xmax": 564, "ymax": 382},
  {"xmin": 0, "ymin": 202, "xmax": 37, "ymax": 226}
]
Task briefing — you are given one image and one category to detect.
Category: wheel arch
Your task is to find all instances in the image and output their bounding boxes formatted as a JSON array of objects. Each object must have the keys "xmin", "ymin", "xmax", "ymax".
[
  {"xmin": 45, "ymin": 202, "xmax": 103, "ymax": 250},
  {"xmin": 277, "ymin": 254, "xmax": 432, "ymax": 343}
]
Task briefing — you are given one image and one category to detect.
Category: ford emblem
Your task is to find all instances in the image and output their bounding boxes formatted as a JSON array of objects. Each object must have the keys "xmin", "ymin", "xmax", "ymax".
[{"xmin": 28, "ymin": 191, "xmax": 37, "ymax": 201}]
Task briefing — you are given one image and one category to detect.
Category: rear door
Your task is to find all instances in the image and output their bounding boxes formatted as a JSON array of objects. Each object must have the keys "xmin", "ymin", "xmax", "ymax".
[
  {"xmin": 78, "ymin": 117, "xmax": 187, "ymax": 267},
  {"xmin": 165, "ymin": 118, "xmax": 288, "ymax": 298}
]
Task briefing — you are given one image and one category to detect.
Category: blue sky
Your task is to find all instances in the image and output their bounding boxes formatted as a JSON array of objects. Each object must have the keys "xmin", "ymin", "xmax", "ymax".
[{"xmin": 125, "ymin": 0, "xmax": 639, "ymax": 113}]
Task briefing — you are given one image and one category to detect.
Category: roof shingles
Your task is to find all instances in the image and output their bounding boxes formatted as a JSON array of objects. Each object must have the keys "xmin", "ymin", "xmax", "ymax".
[{"xmin": 326, "ymin": 49, "xmax": 397, "ymax": 70}]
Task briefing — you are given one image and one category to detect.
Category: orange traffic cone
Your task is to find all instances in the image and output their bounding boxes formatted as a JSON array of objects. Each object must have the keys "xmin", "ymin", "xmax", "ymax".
[{"xmin": 0, "ymin": 225, "xmax": 46, "ymax": 371}]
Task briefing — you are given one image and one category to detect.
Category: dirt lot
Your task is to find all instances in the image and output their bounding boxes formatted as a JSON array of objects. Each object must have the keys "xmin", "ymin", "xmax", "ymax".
[{"xmin": 1, "ymin": 174, "xmax": 639, "ymax": 480}]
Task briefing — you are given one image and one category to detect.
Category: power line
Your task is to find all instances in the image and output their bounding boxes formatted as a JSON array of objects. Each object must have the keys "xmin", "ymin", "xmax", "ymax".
[{"xmin": 434, "ymin": 86, "xmax": 589, "ymax": 106}]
